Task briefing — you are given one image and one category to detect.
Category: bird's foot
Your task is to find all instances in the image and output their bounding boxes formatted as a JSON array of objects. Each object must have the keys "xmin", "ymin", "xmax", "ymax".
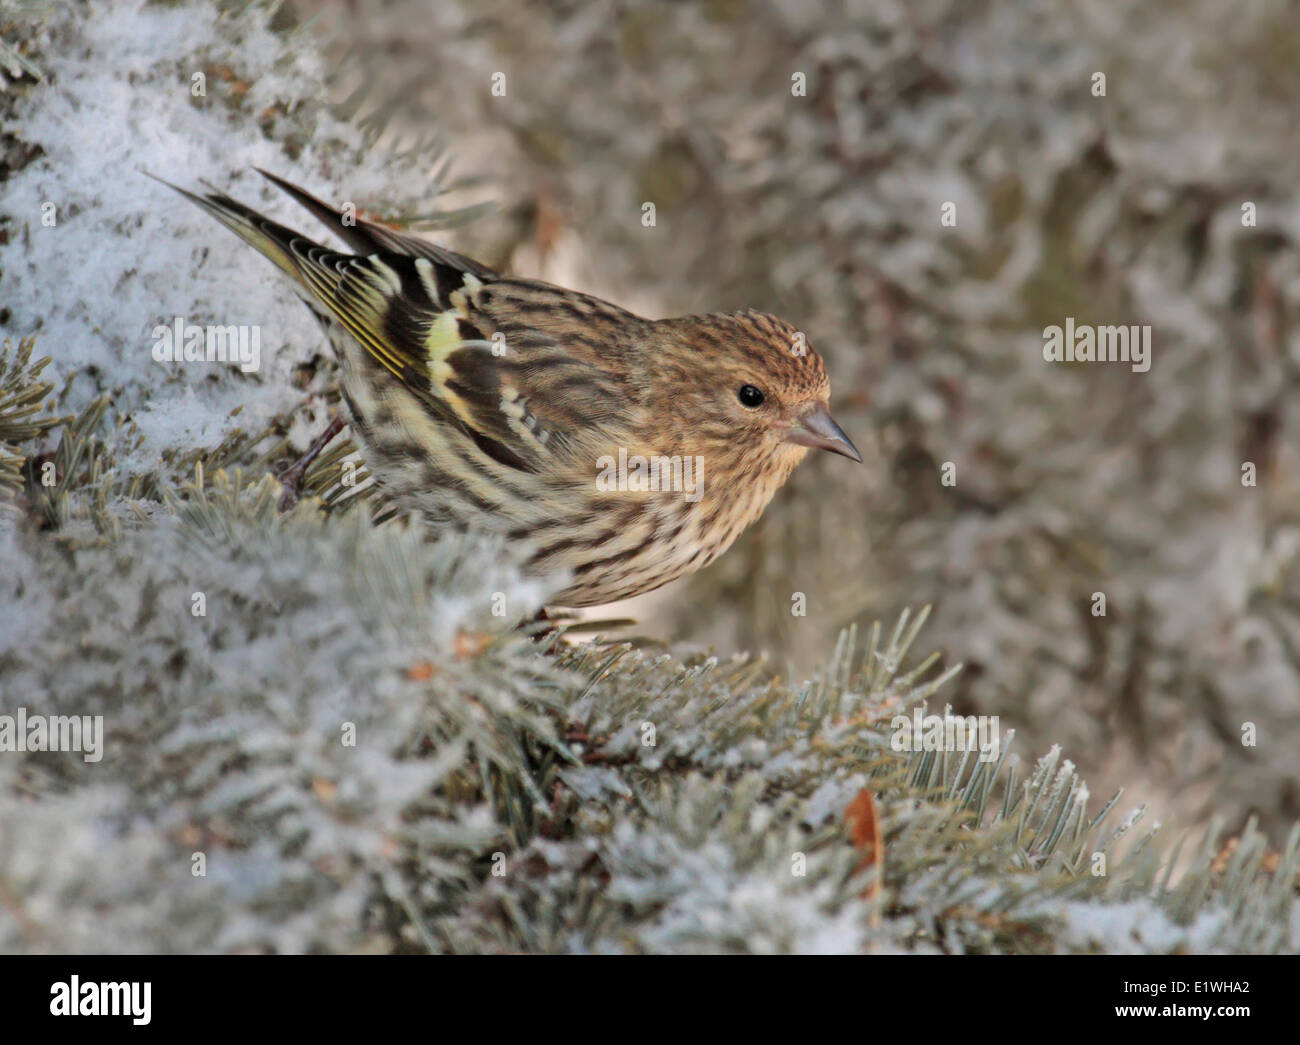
[{"xmin": 277, "ymin": 417, "xmax": 345, "ymax": 512}]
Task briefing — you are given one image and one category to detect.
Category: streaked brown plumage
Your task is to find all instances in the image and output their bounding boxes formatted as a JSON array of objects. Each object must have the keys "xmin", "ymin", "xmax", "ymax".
[{"xmin": 160, "ymin": 170, "xmax": 861, "ymax": 607}]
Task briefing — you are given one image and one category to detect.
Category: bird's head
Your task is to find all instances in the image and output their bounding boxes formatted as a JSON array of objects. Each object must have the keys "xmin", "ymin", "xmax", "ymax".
[{"xmin": 655, "ymin": 310, "xmax": 861, "ymax": 477}]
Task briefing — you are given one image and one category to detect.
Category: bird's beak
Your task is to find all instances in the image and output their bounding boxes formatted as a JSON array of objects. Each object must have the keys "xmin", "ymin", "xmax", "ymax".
[{"xmin": 784, "ymin": 403, "xmax": 862, "ymax": 462}]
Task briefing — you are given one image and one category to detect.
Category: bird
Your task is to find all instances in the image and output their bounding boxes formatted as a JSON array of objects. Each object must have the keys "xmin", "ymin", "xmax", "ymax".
[{"xmin": 156, "ymin": 170, "xmax": 861, "ymax": 608}]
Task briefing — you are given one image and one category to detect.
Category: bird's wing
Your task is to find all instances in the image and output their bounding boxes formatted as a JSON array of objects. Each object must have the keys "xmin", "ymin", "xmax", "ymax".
[{"xmin": 154, "ymin": 174, "xmax": 649, "ymax": 474}]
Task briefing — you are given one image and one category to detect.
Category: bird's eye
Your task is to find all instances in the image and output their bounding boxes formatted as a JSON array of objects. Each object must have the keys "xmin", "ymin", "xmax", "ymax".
[{"xmin": 737, "ymin": 384, "xmax": 765, "ymax": 408}]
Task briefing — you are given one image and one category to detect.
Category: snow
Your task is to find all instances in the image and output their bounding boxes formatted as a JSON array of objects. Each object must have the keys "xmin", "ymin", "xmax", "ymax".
[{"xmin": 2, "ymin": 0, "xmax": 428, "ymax": 475}]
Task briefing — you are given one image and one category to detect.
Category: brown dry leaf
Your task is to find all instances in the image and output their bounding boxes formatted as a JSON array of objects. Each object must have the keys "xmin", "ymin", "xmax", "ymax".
[
  {"xmin": 533, "ymin": 191, "xmax": 566, "ymax": 258},
  {"xmin": 204, "ymin": 63, "xmax": 249, "ymax": 99},
  {"xmin": 405, "ymin": 660, "xmax": 436, "ymax": 681},
  {"xmin": 845, "ymin": 788, "xmax": 883, "ymax": 910},
  {"xmin": 311, "ymin": 777, "xmax": 336, "ymax": 804},
  {"xmin": 454, "ymin": 630, "xmax": 492, "ymax": 660},
  {"xmin": 1211, "ymin": 837, "xmax": 1297, "ymax": 885},
  {"xmin": 356, "ymin": 207, "xmax": 405, "ymax": 231},
  {"xmin": 1211, "ymin": 836, "xmax": 1240, "ymax": 875}
]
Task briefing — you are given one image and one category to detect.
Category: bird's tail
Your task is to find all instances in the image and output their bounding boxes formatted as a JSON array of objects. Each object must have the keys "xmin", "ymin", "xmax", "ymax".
[
  {"xmin": 150, "ymin": 170, "xmax": 506, "ymax": 388},
  {"xmin": 145, "ymin": 171, "xmax": 325, "ymax": 288}
]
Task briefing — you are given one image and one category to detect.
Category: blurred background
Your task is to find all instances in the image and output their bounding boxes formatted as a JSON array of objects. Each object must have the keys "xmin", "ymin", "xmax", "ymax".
[{"xmin": 293, "ymin": 0, "xmax": 1298, "ymax": 840}]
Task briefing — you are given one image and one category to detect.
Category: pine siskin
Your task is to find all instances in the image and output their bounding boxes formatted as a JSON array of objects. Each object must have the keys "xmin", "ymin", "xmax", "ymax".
[{"xmin": 159, "ymin": 170, "xmax": 861, "ymax": 607}]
